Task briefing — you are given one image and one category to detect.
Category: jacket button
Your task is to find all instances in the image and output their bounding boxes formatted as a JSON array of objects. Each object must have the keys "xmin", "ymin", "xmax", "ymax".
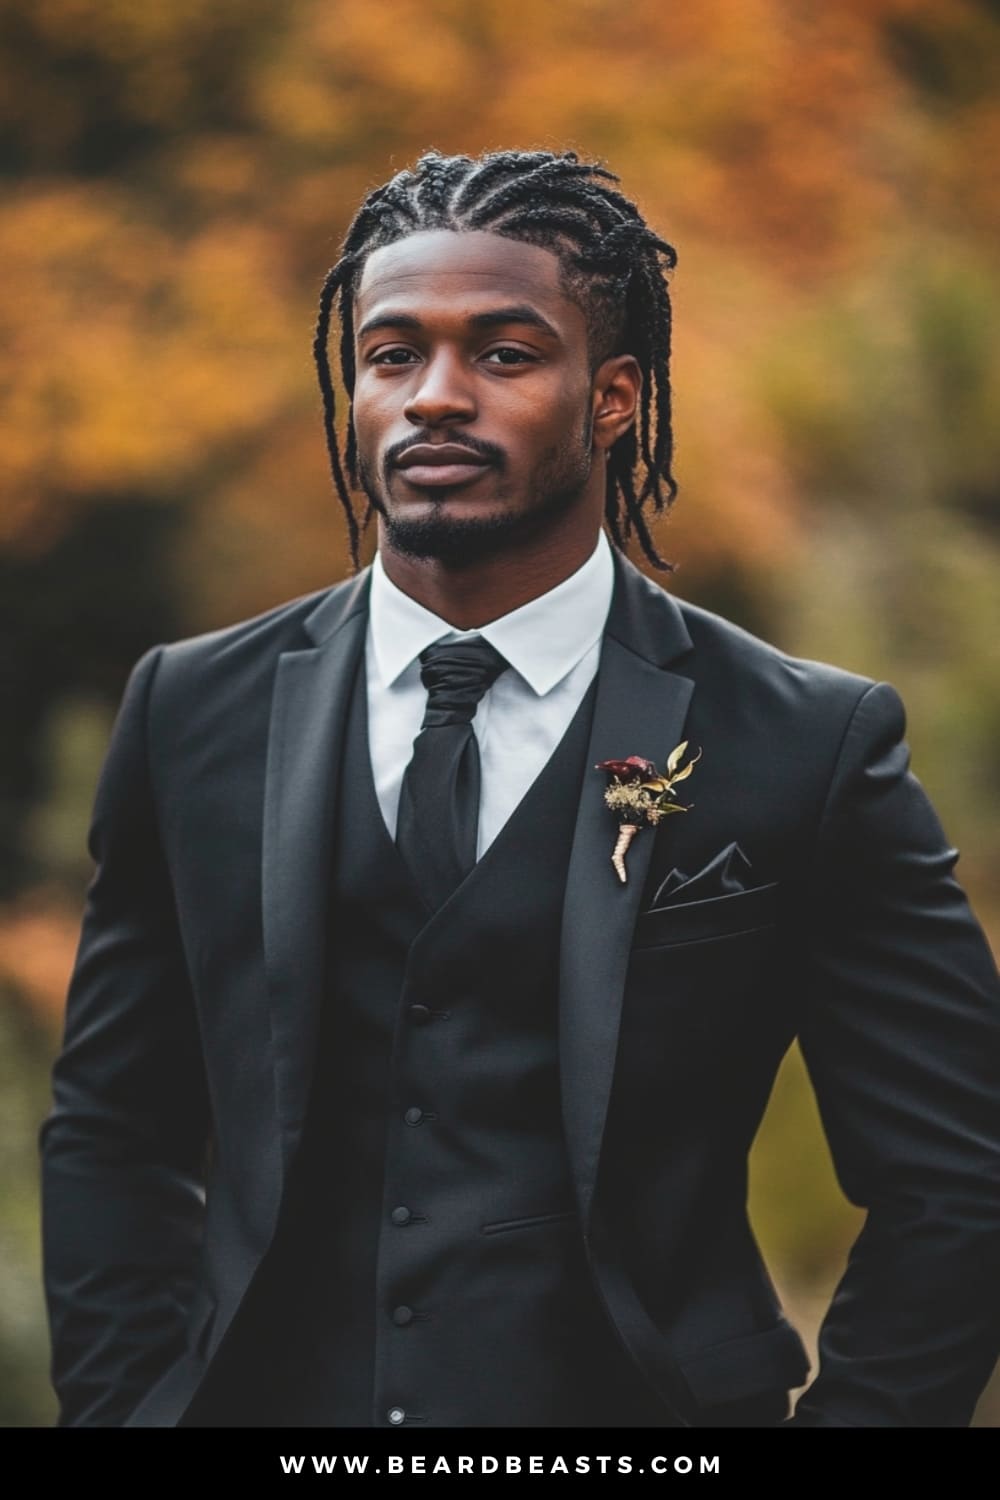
[
  {"xmin": 404, "ymin": 1106, "xmax": 424, "ymax": 1126},
  {"xmin": 387, "ymin": 1407, "xmax": 406, "ymax": 1425},
  {"xmin": 390, "ymin": 1206, "xmax": 412, "ymax": 1226},
  {"xmin": 408, "ymin": 1004, "xmax": 432, "ymax": 1024},
  {"xmin": 391, "ymin": 1305, "xmax": 415, "ymax": 1327}
]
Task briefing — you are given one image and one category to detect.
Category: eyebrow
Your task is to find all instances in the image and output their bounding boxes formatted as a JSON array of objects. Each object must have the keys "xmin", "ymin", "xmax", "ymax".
[{"xmin": 356, "ymin": 305, "xmax": 562, "ymax": 340}]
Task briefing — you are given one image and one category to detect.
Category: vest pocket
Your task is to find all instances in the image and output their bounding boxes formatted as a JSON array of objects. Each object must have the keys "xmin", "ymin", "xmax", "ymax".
[{"xmin": 481, "ymin": 1209, "xmax": 577, "ymax": 1236}]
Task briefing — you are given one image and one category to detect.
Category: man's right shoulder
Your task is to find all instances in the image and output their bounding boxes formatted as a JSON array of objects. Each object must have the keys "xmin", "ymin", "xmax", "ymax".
[{"xmin": 138, "ymin": 571, "xmax": 370, "ymax": 699}]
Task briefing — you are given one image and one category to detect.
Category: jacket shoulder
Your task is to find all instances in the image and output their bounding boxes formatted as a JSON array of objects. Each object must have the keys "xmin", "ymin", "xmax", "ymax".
[
  {"xmin": 669, "ymin": 595, "xmax": 911, "ymax": 841},
  {"xmin": 673, "ymin": 595, "xmax": 881, "ymax": 720},
  {"xmin": 148, "ymin": 570, "xmax": 370, "ymax": 693}
]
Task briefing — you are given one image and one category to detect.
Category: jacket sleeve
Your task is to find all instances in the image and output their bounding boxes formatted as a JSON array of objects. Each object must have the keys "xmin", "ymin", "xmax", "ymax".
[
  {"xmin": 787, "ymin": 680, "xmax": 1000, "ymax": 1427},
  {"xmin": 39, "ymin": 646, "xmax": 211, "ymax": 1427}
]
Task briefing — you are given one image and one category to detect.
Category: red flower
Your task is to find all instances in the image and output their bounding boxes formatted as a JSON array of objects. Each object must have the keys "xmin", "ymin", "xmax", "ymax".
[{"xmin": 595, "ymin": 755, "xmax": 657, "ymax": 780}]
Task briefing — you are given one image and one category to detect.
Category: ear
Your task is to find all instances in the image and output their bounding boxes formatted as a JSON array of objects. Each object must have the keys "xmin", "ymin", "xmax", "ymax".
[{"xmin": 590, "ymin": 355, "xmax": 641, "ymax": 453}]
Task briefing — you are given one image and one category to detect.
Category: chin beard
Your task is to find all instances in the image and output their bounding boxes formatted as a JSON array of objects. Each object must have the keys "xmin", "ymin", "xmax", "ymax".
[
  {"xmin": 375, "ymin": 508, "xmax": 543, "ymax": 566},
  {"xmin": 368, "ymin": 497, "xmax": 588, "ymax": 566}
]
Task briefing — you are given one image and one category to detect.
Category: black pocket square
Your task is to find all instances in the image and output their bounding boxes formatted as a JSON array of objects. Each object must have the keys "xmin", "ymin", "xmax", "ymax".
[{"xmin": 648, "ymin": 841, "xmax": 754, "ymax": 908}]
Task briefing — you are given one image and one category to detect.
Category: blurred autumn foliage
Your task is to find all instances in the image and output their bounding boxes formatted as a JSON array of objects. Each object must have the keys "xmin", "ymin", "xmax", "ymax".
[{"xmin": 1, "ymin": 0, "xmax": 998, "ymax": 1427}]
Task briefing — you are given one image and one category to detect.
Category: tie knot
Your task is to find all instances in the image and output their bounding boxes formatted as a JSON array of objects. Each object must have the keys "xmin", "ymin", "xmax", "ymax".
[{"xmin": 417, "ymin": 635, "xmax": 510, "ymax": 728}]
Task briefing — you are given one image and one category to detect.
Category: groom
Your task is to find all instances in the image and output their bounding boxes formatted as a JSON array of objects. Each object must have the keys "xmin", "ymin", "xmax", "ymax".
[{"xmin": 41, "ymin": 149, "xmax": 1000, "ymax": 1429}]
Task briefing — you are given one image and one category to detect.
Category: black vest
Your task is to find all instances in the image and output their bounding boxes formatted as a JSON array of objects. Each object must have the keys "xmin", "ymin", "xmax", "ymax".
[{"xmin": 188, "ymin": 644, "xmax": 669, "ymax": 1428}]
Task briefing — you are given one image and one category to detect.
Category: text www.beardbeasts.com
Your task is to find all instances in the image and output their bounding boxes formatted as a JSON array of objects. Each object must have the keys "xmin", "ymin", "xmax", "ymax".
[{"xmin": 279, "ymin": 1454, "xmax": 720, "ymax": 1476}]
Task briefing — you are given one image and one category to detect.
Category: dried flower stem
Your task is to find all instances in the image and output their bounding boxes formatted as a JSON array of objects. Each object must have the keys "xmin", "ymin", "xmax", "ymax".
[{"xmin": 612, "ymin": 823, "xmax": 640, "ymax": 883}]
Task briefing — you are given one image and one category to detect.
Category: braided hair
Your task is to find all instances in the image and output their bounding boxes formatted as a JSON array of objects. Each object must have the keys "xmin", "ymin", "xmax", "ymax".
[{"xmin": 313, "ymin": 148, "xmax": 679, "ymax": 573}]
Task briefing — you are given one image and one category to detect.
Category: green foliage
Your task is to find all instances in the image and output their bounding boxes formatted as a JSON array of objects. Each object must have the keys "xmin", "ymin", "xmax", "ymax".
[{"xmin": 0, "ymin": 993, "xmax": 58, "ymax": 1427}]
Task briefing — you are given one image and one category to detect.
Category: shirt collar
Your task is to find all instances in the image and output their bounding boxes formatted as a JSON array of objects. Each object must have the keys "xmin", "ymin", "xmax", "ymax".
[{"xmin": 368, "ymin": 529, "xmax": 614, "ymax": 696}]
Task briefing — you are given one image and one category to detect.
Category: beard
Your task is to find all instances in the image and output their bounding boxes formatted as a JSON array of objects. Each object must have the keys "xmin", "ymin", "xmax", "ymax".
[{"xmin": 357, "ymin": 417, "xmax": 595, "ymax": 568}]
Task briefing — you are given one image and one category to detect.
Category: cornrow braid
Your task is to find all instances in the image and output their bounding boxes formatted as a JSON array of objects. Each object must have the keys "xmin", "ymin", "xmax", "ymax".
[{"xmin": 313, "ymin": 148, "xmax": 679, "ymax": 574}]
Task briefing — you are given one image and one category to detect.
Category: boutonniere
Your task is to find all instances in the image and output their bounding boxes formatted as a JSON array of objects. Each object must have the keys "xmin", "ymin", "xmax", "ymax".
[{"xmin": 595, "ymin": 742, "xmax": 702, "ymax": 884}]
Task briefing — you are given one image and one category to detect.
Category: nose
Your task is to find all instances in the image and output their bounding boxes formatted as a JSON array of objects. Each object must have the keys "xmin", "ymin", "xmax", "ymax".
[{"xmin": 403, "ymin": 348, "xmax": 476, "ymax": 428}]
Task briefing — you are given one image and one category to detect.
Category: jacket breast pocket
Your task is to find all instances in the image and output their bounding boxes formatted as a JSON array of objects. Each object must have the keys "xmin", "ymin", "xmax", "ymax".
[{"xmin": 630, "ymin": 881, "xmax": 780, "ymax": 951}]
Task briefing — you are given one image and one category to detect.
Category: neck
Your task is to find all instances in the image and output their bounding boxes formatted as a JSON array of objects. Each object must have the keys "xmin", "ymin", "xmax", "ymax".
[{"xmin": 376, "ymin": 519, "xmax": 604, "ymax": 630}]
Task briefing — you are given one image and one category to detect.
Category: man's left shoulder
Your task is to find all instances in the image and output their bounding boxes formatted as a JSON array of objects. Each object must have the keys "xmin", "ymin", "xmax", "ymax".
[
  {"xmin": 659, "ymin": 592, "xmax": 918, "ymax": 804},
  {"xmin": 672, "ymin": 593, "xmax": 889, "ymax": 729}
]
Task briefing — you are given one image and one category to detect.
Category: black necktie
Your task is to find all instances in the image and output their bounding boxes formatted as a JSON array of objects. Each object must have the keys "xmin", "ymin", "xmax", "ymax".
[{"xmin": 395, "ymin": 635, "xmax": 510, "ymax": 911}]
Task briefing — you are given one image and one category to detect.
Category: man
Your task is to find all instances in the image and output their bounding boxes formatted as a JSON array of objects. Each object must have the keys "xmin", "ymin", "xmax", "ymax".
[{"xmin": 41, "ymin": 148, "xmax": 1000, "ymax": 1429}]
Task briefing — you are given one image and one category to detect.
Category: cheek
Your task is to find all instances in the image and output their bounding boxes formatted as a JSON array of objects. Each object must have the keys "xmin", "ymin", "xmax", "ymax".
[
  {"xmin": 525, "ymin": 401, "xmax": 593, "ymax": 466},
  {"xmin": 500, "ymin": 382, "xmax": 592, "ymax": 456},
  {"xmin": 350, "ymin": 381, "xmax": 394, "ymax": 450}
]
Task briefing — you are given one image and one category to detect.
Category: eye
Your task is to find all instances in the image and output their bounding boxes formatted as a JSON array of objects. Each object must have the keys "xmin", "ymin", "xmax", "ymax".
[
  {"xmin": 482, "ymin": 346, "xmax": 538, "ymax": 366},
  {"xmin": 369, "ymin": 346, "xmax": 419, "ymax": 366}
]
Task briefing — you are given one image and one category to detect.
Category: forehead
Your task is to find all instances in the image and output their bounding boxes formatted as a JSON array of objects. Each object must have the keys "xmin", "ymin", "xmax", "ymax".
[{"xmin": 354, "ymin": 229, "xmax": 583, "ymax": 333}]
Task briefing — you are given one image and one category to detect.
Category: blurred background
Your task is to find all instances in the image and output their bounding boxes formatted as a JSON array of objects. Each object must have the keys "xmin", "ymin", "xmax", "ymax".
[{"xmin": 1, "ymin": 0, "xmax": 998, "ymax": 1427}]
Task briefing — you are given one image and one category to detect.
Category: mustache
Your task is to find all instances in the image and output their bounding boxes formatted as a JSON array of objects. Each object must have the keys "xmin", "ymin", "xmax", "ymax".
[{"xmin": 382, "ymin": 430, "xmax": 507, "ymax": 475}]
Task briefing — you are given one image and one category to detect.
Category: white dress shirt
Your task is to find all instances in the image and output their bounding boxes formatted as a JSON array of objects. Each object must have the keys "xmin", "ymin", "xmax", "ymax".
[{"xmin": 365, "ymin": 530, "xmax": 615, "ymax": 860}]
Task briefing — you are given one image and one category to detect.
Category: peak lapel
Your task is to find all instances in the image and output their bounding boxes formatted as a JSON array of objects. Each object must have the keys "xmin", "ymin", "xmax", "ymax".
[
  {"xmin": 261, "ymin": 567, "xmax": 371, "ymax": 1178},
  {"xmin": 559, "ymin": 550, "xmax": 694, "ymax": 1227}
]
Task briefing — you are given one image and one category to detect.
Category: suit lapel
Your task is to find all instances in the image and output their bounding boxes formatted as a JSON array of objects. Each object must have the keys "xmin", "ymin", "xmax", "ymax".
[
  {"xmin": 559, "ymin": 550, "xmax": 694, "ymax": 1227},
  {"xmin": 261, "ymin": 566, "xmax": 372, "ymax": 1175}
]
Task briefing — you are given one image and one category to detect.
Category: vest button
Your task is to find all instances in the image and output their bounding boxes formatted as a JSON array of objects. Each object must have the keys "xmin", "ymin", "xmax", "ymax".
[
  {"xmin": 404, "ymin": 1106, "xmax": 424, "ymax": 1126},
  {"xmin": 387, "ymin": 1407, "xmax": 406, "ymax": 1425},
  {"xmin": 390, "ymin": 1206, "xmax": 412, "ymax": 1226},
  {"xmin": 391, "ymin": 1305, "xmax": 415, "ymax": 1327},
  {"xmin": 408, "ymin": 1004, "xmax": 432, "ymax": 1025}
]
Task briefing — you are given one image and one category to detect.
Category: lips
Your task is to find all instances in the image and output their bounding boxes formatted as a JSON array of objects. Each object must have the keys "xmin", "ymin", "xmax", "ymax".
[{"xmin": 394, "ymin": 443, "xmax": 493, "ymax": 489}]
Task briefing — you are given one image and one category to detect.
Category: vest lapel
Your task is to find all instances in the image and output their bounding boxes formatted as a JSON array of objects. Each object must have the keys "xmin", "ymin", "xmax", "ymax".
[
  {"xmin": 559, "ymin": 550, "xmax": 695, "ymax": 1228},
  {"xmin": 261, "ymin": 567, "xmax": 371, "ymax": 1178}
]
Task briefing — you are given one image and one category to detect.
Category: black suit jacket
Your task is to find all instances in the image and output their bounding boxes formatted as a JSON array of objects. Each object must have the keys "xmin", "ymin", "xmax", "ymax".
[{"xmin": 40, "ymin": 545, "xmax": 1000, "ymax": 1427}]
